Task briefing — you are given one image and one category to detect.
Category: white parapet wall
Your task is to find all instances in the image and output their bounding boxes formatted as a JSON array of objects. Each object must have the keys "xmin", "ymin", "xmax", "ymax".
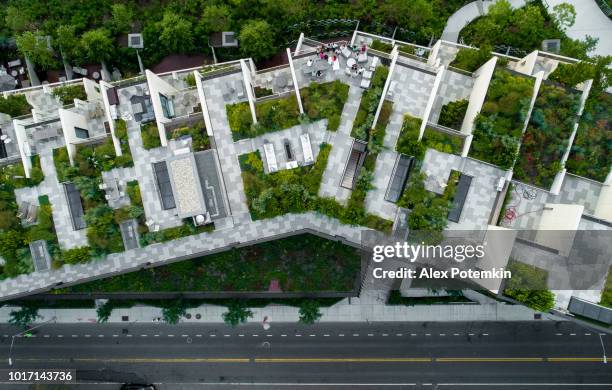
[
  {"xmin": 459, "ymin": 56, "xmax": 497, "ymax": 136},
  {"xmin": 418, "ymin": 66, "xmax": 445, "ymax": 142},
  {"xmin": 194, "ymin": 71, "xmax": 215, "ymax": 138},
  {"xmin": 59, "ymin": 106, "xmax": 91, "ymax": 166},
  {"xmin": 286, "ymin": 48, "xmax": 304, "ymax": 115},
  {"xmin": 427, "ymin": 40, "xmax": 442, "ymax": 67},
  {"xmin": 371, "ymin": 47, "xmax": 399, "ymax": 130},
  {"xmin": 146, "ymin": 69, "xmax": 179, "ymax": 147},
  {"xmin": 240, "ymin": 59, "xmax": 258, "ymax": 124},
  {"xmin": 99, "ymin": 80, "xmax": 122, "ymax": 156},
  {"xmin": 12, "ymin": 119, "xmax": 32, "ymax": 178},
  {"xmin": 513, "ymin": 50, "xmax": 539, "ymax": 76}
]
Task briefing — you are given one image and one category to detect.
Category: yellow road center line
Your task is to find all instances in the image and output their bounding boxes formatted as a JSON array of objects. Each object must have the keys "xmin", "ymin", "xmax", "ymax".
[
  {"xmin": 436, "ymin": 357, "xmax": 543, "ymax": 362},
  {"xmin": 547, "ymin": 357, "xmax": 604, "ymax": 362},
  {"xmin": 255, "ymin": 358, "xmax": 432, "ymax": 363}
]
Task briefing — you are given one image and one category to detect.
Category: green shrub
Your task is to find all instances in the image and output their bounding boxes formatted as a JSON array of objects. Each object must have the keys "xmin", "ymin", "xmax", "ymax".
[
  {"xmin": 141, "ymin": 122, "xmax": 162, "ymax": 149},
  {"xmin": 504, "ymin": 260, "xmax": 554, "ymax": 312},
  {"xmin": 299, "ymin": 300, "xmax": 322, "ymax": 324},
  {"xmin": 469, "ymin": 70, "xmax": 535, "ymax": 169},
  {"xmin": 62, "ymin": 247, "xmax": 92, "ymax": 265},
  {"xmin": 370, "ymin": 40, "xmax": 394, "ymax": 53},
  {"xmin": 422, "ymin": 128, "xmax": 463, "ymax": 155},
  {"xmin": 223, "ymin": 301, "xmax": 253, "ymax": 326},
  {"xmin": 166, "ymin": 123, "xmax": 210, "ymax": 151},
  {"xmin": 396, "ymin": 114, "xmax": 425, "ymax": 159},
  {"xmin": 450, "ymin": 46, "xmax": 493, "ymax": 73},
  {"xmin": 565, "ymin": 92, "xmax": 611, "ymax": 182},
  {"xmin": 301, "ymin": 80, "xmax": 349, "ymax": 131},
  {"xmin": 52, "ymin": 84, "xmax": 87, "ymax": 105},
  {"xmin": 438, "ymin": 99, "xmax": 468, "ymax": 130},
  {"xmin": 514, "ymin": 83, "xmax": 581, "ymax": 188},
  {"xmin": 185, "ymin": 73, "xmax": 196, "ymax": 87},
  {"xmin": 0, "ymin": 94, "xmax": 32, "ymax": 117}
]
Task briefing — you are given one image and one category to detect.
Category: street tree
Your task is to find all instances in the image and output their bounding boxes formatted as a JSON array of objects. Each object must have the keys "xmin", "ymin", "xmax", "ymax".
[
  {"xmin": 9, "ymin": 305, "xmax": 41, "ymax": 330},
  {"xmin": 162, "ymin": 299, "xmax": 188, "ymax": 325},
  {"xmin": 223, "ymin": 301, "xmax": 253, "ymax": 327},
  {"xmin": 299, "ymin": 300, "xmax": 322, "ymax": 324},
  {"xmin": 551, "ymin": 3, "xmax": 576, "ymax": 31},
  {"xmin": 239, "ymin": 20, "xmax": 276, "ymax": 61}
]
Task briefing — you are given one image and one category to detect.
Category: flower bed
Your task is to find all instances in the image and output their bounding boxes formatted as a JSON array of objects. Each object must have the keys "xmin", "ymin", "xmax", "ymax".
[
  {"xmin": 397, "ymin": 114, "xmax": 463, "ymax": 157},
  {"xmin": 449, "ymin": 46, "xmax": 493, "ymax": 73},
  {"xmin": 469, "ymin": 70, "xmax": 534, "ymax": 169},
  {"xmin": 301, "ymin": 80, "xmax": 349, "ymax": 131},
  {"xmin": 227, "ymin": 95, "xmax": 300, "ymax": 141},
  {"xmin": 0, "ymin": 94, "xmax": 32, "ymax": 117},
  {"xmin": 565, "ymin": 92, "xmax": 611, "ymax": 182},
  {"xmin": 514, "ymin": 83, "xmax": 581, "ymax": 188}
]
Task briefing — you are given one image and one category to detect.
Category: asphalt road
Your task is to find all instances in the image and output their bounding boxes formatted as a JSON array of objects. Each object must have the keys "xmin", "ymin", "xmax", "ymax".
[{"xmin": 0, "ymin": 321, "xmax": 610, "ymax": 389}]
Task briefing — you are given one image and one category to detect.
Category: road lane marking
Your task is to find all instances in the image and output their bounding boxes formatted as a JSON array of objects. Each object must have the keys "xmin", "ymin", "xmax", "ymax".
[
  {"xmin": 367, "ymin": 334, "xmax": 374, "ymax": 337},
  {"xmin": 324, "ymin": 334, "xmax": 330, "ymax": 337},
  {"xmin": 339, "ymin": 334, "xmax": 344, "ymax": 337},
  {"xmin": 411, "ymin": 334, "xmax": 417, "ymax": 336},
  {"xmin": 482, "ymin": 333, "xmax": 488, "ymax": 336},
  {"xmin": 570, "ymin": 333, "xmax": 576, "ymax": 336},
  {"xmin": 396, "ymin": 334, "xmax": 403, "ymax": 337},
  {"xmin": 224, "ymin": 335, "xmax": 231, "ymax": 337},
  {"xmin": 280, "ymin": 334, "xmax": 287, "ymax": 337},
  {"xmin": 585, "ymin": 333, "xmax": 591, "ymax": 336},
  {"xmin": 453, "ymin": 333, "xmax": 460, "ymax": 336}
]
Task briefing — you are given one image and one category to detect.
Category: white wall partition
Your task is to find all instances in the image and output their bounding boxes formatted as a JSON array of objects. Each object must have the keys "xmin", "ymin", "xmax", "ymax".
[
  {"xmin": 12, "ymin": 120, "xmax": 32, "ymax": 178},
  {"xmin": 459, "ymin": 56, "xmax": 497, "ymax": 135},
  {"xmin": 286, "ymin": 48, "xmax": 304, "ymax": 115},
  {"xmin": 98, "ymin": 80, "xmax": 122, "ymax": 156},
  {"xmin": 59, "ymin": 108, "xmax": 90, "ymax": 165},
  {"xmin": 240, "ymin": 60, "xmax": 258, "ymax": 124},
  {"xmin": 418, "ymin": 66, "xmax": 445, "ymax": 141},
  {"xmin": 513, "ymin": 50, "xmax": 538, "ymax": 76},
  {"xmin": 82, "ymin": 78, "xmax": 101, "ymax": 101},
  {"xmin": 371, "ymin": 48, "xmax": 399, "ymax": 130},
  {"xmin": 194, "ymin": 71, "xmax": 214, "ymax": 137},
  {"xmin": 427, "ymin": 40, "xmax": 442, "ymax": 67},
  {"xmin": 145, "ymin": 69, "xmax": 179, "ymax": 147}
]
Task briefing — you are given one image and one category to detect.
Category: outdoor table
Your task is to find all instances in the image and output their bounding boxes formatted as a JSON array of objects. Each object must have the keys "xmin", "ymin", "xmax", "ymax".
[
  {"xmin": 92, "ymin": 71, "xmax": 100, "ymax": 80},
  {"xmin": 10, "ymin": 70, "xmax": 17, "ymax": 77},
  {"xmin": 347, "ymin": 58, "xmax": 357, "ymax": 68}
]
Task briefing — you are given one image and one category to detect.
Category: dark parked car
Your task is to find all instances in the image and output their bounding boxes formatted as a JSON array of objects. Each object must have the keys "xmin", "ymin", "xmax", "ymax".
[{"xmin": 120, "ymin": 385, "xmax": 156, "ymax": 390}]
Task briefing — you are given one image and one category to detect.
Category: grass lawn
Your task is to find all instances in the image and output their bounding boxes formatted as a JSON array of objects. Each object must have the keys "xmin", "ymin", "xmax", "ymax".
[{"xmin": 55, "ymin": 234, "xmax": 361, "ymax": 293}]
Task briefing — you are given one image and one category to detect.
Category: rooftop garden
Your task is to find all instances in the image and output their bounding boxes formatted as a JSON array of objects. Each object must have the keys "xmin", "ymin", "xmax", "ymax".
[
  {"xmin": 397, "ymin": 114, "xmax": 463, "ymax": 157},
  {"xmin": 514, "ymin": 83, "xmax": 581, "ymax": 188},
  {"xmin": 0, "ymin": 94, "xmax": 32, "ymax": 117},
  {"xmin": 469, "ymin": 69, "xmax": 534, "ymax": 169},
  {"xmin": 565, "ymin": 92, "xmax": 611, "ymax": 182},
  {"xmin": 449, "ymin": 45, "xmax": 495, "ymax": 73},
  {"xmin": 141, "ymin": 122, "xmax": 162, "ymax": 150},
  {"xmin": 165, "ymin": 122, "xmax": 211, "ymax": 151},
  {"xmin": 370, "ymin": 40, "xmax": 394, "ymax": 54},
  {"xmin": 301, "ymin": 80, "xmax": 349, "ymax": 132},
  {"xmin": 227, "ymin": 95, "xmax": 300, "ymax": 141},
  {"xmin": 460, "ymin": 0, "xmax": 591, "ymax": 59},
  {"xmin": 52, "ymin": 84, "xmax": 87, "ymax": 105},
  {"xmin": 351, "ymin": 66, "xmax": 390, "ymax": 151},
  {"xmin": 239, "ymin": 146, "xmax": 391, "ymax": 233},
  {"xmin": 54, "ymin": 234, "xmax": 360, "ymax": 293},
  {"xmin": 438, "ymin": 99, "xmax": 468, "ymax": 130},
  {"xmin": 395, "ymin": 115, "xmax": 460, "ymax": 239}
]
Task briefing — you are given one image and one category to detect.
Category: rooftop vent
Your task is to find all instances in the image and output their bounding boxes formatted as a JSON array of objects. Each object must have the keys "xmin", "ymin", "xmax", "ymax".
[
  {"xmin": 542, "ymin": 39, "xmax": 560, "ymax": 53},
  {"xmin": 128, "ymin": 33, "xmax": 144, "ymax": 49}
]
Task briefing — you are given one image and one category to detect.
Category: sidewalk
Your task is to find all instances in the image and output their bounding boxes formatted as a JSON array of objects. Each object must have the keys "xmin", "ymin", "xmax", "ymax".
[
  {"xmin": 546, "ymin": 0, "xmax": 612, "ymax": 56},
  {"xmin": 0, "ymin": 298, "xmax": 537, "ymax": 324},
  {"xmin": 442, "ymin": 0, "xmax": 527, "ymax": 42}
]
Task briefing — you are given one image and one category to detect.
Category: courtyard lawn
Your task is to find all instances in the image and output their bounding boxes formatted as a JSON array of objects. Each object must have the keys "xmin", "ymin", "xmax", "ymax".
[
  {"xmin": 227, "ymin": 95, "xmax": 300, "ymax": 141},
  {"xmin": 301, "ymin": 80, "xmax": 349, "ymax": 131}
]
